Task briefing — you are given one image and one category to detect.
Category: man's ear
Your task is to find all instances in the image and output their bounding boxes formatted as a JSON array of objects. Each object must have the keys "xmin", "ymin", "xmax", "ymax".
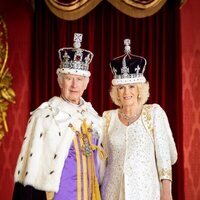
[{"xmin": 84, "ymin": 77, "xmax": 89, "ymax": 90}]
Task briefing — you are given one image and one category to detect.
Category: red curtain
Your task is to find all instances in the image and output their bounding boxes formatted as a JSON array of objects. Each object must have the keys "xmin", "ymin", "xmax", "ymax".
[
  {"xmin": 0, "ymin": 1, "xmax": 34, "ymax": 199},
  {"xmin": 33, "ymin": 0, "xmax": 183, "ymax": 199}
]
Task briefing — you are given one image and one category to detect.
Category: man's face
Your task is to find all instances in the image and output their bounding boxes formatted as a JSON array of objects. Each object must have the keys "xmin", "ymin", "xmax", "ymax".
[{"xmin": 58, "ymin": 74, "xmax": 89, "ymax": 104}]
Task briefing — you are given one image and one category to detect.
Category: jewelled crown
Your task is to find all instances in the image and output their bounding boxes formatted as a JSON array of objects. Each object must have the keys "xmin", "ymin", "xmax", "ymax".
[
  {"xmin": 110, "ymin": 39, "xmax": 147, "ymax": 85},
  {"xmin": 57, "ymin": 33, "xmax": 94, "ymax": 77}
]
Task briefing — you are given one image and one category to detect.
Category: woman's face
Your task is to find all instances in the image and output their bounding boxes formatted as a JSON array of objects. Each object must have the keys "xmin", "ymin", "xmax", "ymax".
[{"xmin": 117, "ymin": 84, "xmax": 139, "ymax": 107}]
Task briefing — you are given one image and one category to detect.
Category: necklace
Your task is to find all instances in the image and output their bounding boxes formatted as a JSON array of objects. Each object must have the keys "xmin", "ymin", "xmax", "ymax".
[
  {"xmin": 61, "ymin": 95, "xmax": 84, "ymax": 106},
  {"xmin": 120, "ymin": 109, "xmax": 140, "ymax": 125}
]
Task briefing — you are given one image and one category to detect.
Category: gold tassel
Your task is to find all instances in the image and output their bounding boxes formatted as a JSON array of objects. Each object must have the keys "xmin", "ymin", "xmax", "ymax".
[{"xmin": 46, "ymin": 192, "xmax": 54, "ymax": 200}]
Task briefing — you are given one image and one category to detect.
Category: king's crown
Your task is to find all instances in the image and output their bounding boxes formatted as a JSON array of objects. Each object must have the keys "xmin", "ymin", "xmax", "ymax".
[{"xmin": 57, "ymin": 33, "xmax": 93, "ymax": 77}]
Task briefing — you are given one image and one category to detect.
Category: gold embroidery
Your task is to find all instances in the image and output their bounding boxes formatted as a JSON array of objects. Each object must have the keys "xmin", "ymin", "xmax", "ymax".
[
  {"xmin": 159, "ymin": 168, "xmax": 172, "ymax": 180},
  {"xmin": 104, "ymin": 111, "xmax": 111, "ymax": 134},
  {"xmin": 69, "ymin": 120, "xmax": 102, "ymax": 200},
  {"xmin": 69, "ymin": 120, "xmax": 93, "ymax": 157},
  {"xmin": 142, "ymin": 105, "xmax": 154, "ymax": 137},
  {"xmin": 69, "ymin": 120, "xmax": 107, "ymax": 160},
  {"xmin": 102, "ymin": 111, "xmax": 111, "ymax": 154}
]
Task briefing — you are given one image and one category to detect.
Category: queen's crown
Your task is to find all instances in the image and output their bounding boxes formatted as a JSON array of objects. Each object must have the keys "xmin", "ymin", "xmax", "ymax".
[{"xmin": 110, "ymin": 39, "xmax": 147, "ymax": 85}]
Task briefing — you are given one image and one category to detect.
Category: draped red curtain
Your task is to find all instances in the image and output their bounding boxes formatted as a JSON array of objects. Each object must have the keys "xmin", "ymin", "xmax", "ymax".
[{"xmin": 33, "ymin": 0, "xmax": 183, "ymax": 199}]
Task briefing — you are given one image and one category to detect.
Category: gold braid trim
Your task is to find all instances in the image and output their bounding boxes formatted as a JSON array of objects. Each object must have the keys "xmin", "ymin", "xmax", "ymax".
[
  {"xmin": 68, "ymin": 119, "xmax": 103, "ymax": 199},
  {"xmin": 46, "ymin": 192, "xmax": 54, "ymax": 200},
  {"xmin": 68, "ymin": 119, "xmax": 107, "ymax": 160}
]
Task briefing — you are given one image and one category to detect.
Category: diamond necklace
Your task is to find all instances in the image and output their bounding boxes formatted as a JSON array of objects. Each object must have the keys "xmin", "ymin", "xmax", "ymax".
[{"xmin": 120, "ymin": 109, "xmax": 140, "ymax": 125}]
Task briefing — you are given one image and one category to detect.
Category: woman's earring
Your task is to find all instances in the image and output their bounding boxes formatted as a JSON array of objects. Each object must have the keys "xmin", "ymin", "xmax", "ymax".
[{"xmin": 138, "ymin": 94, "xmax": 141, "ymax": 99}]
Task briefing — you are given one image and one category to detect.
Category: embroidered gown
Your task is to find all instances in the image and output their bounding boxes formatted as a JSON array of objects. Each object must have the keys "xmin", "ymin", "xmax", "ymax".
[{"xmin": 101, "ymin": 104, "xmax": 177, "ymax": 200}]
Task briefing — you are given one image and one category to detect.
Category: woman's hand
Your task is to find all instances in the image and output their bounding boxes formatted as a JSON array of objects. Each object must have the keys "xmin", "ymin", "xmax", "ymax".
[
  {"xmin": 161, "ymin": 190, "xmax": 172, "ymax": 200},
  {"xmin": 161, "ymin": 179, "xmax": 173, "ymax": 200}
]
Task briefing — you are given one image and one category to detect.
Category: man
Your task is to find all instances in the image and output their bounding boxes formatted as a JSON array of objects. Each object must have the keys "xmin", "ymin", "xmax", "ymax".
[{"xmin": 12, "ymin": 33, "xmax": 106, "ymax": 200}]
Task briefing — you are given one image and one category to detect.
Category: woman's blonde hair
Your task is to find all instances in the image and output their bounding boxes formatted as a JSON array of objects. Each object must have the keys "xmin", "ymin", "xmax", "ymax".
[{"xmin": 110, "ymin": 82, "xmax": 150, "ymax": 107}]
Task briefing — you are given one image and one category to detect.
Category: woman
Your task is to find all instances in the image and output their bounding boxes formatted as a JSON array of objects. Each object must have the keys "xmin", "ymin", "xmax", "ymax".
[{"xmin": 101, "ymin": 39, "xmax": 177, "ymax": 200}]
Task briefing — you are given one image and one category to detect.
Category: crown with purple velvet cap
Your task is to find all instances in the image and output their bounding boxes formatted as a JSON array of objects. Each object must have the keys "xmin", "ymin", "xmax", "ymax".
[
  {"xmin": 110, "ymin": 39, "xmax": 147, "ymax": 85},
  {"xmin": 57, "ymin": 33, "xmax": 94, "ymax": 77}
]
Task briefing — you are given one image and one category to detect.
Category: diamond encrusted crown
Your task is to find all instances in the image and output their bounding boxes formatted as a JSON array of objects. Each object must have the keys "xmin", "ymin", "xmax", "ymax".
[
  {"xmin": 110, "ymin": 39, "xmax": 147, "ymax": 85},
  {"xmin": 57, "ymin": 33, "xmax": 94, "ymax": 77}
]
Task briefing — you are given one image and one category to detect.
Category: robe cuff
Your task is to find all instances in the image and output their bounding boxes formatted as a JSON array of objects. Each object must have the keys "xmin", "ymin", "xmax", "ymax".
[{"xmin": 159, "ymin": 168, "xmax": 172, "ymax": 181}]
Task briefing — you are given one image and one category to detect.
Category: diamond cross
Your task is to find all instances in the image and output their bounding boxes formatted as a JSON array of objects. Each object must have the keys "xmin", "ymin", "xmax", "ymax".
[
  {"xmin": 74, "ymin": 33, "xmax": 83, "ymax": 43},
  {"xmin": 135, "ymin": 65, "xmax": 140, "ymax": 75}
]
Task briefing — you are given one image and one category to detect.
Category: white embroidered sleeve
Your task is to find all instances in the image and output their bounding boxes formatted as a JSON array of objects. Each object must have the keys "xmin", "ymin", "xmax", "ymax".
[{"xmin": 153, "ymin": 104, "xmax": 174, "ymax": 181}]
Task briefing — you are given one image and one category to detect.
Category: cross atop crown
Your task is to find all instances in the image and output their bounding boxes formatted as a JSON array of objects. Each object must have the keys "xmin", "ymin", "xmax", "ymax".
[
  {"xmin": 73, "ymin": 33, "xmax": 83, "ymax": 49},
  {"xmin": 124, "ymin": 39, "xmax": 131, "ymax": 54}
]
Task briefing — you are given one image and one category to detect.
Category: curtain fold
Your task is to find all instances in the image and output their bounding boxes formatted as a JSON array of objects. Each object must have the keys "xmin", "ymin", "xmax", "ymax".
[
  {"xmin": 45, "ymin": 0, "xmax": 168, "ymax": 19},
  {"xmin": 33, "ymin": 1, "xmax": 184, "ymax": 199},
  {"xmin": 45, "ymin": 0, "xmax": 103, "ymax": 20},
  {"xmin": 107, "ymin": 0, "xmax": 167, "ymax": 18}
]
